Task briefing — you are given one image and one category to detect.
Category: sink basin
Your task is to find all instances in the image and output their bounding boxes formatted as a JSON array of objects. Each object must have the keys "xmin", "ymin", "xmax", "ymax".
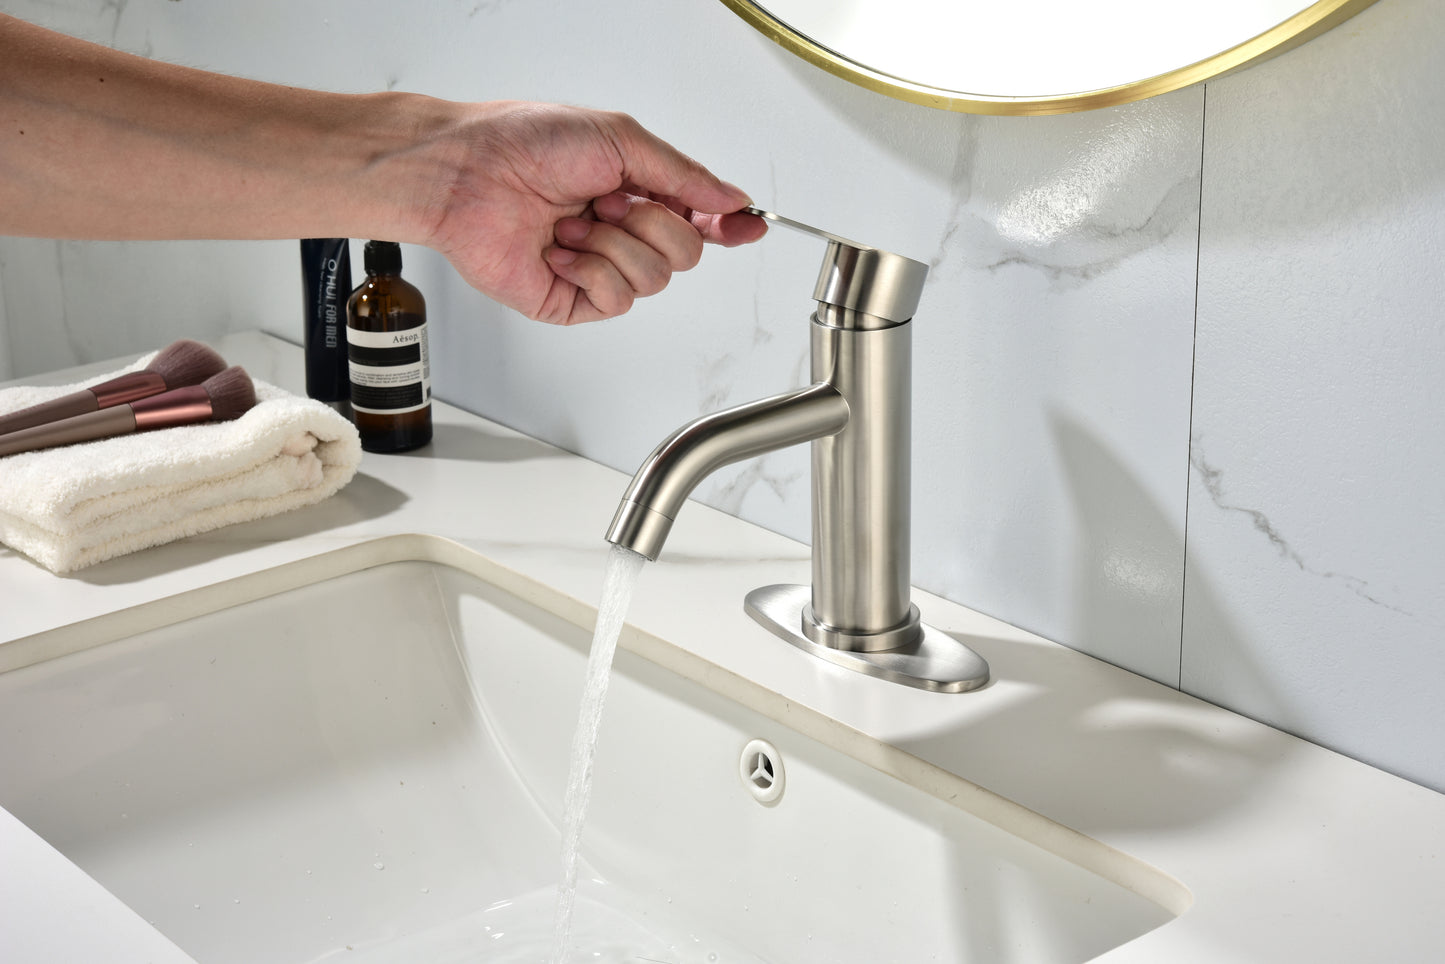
[{"xmin": 0, "ymin": 539, "xmax": 1182, "ymax": 962}]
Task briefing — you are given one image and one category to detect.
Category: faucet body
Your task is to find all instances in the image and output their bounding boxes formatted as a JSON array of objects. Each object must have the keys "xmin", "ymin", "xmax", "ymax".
[
  {"xmin": 808, "ymin": 301, "xmax": 916, "ymax": 650},
  {"xmin": 607, "ymin": 237, "xmax": 989, "ymax": 692}
]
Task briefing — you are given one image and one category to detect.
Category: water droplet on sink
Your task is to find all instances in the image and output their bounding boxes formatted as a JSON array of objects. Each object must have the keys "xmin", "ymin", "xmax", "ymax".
[{"xmin": 373, "ymin": 862, "xmax": 385, "ymax": 870}]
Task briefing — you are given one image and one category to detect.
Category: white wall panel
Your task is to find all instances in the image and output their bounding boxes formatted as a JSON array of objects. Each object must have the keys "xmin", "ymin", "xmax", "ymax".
[{"xmin": 1189, "ymin": 0, "xmax": 1445, "ymax": 789}]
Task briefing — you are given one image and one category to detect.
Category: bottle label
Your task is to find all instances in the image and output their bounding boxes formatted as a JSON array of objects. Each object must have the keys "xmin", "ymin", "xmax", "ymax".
[{"xmin": 347, "ymin": 324, "xmax": 430, "ymax": 415}]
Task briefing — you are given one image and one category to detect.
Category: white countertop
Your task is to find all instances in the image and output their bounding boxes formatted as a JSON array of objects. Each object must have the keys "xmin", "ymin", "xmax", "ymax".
[{"xmin": 2, "ymin": 331, "xmax": 1442, "ymax": 963}]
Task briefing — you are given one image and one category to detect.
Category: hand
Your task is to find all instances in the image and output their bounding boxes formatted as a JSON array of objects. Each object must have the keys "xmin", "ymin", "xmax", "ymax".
[
  {"xmin": 0, "ymin": 14, "xmax": 759, "ymax": 324},
  {"xmin": 422, "ymin": 102, "xmax": 766, "ymax": 325}
]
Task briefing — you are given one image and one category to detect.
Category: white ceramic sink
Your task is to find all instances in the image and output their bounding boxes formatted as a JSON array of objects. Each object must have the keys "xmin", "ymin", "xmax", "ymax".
[{"xmin": 0, "ymin": 547, "xmax": 1181, "ymax": 962}]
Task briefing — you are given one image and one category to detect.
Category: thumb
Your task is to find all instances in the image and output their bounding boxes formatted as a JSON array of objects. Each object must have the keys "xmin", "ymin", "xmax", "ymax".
[{"xmin": 606, "ymin": 113, "xmax": 751, "ymax": 215}]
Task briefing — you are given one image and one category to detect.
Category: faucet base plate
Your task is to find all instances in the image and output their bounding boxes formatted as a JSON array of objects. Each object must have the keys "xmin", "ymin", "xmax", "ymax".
[{"xmin": 744, "ymin": 584, "xmax": 990, "ymax": 693}]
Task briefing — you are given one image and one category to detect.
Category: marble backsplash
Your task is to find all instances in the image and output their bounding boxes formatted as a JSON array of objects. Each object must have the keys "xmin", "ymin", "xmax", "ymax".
[{"xmin": 0, "ymin": 0, "xmax": 1440, "ymax": 793}]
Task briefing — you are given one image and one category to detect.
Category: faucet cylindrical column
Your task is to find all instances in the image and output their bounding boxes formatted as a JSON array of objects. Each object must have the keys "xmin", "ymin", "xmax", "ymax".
[
  {"xmin": 742, "ymin": 229, "xmax": 988, "ymax": 691},
  {"xmin": 806, "ymin": 304, "xmax": 920, "ymax": 652}
]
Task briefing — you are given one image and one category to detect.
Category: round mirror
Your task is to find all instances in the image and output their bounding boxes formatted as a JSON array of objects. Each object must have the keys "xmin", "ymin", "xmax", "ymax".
[{"xmin": 720, "ymin": 0, "xmax": 1380, "ymax": 114}]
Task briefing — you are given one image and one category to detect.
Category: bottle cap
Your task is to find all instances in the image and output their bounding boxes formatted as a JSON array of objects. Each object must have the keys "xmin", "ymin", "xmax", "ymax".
[{"xmin": 363, "ymin": 240, "xmax": 403, "ymax": 275}]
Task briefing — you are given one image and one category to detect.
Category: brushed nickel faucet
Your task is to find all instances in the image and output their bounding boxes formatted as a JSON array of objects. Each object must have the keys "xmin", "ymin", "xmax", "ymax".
[{"xmin": 606, "ymin": 210, "xmax": 989, "ymax": 693}]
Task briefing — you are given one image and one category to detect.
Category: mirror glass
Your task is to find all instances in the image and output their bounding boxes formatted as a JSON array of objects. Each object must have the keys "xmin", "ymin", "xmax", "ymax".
[{"xmin": 721, "ymin": 0, "xmax": 1379, "ymax": 114}]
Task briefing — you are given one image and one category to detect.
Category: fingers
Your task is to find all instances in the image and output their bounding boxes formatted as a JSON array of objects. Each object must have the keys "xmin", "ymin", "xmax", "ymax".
[
  {"xmin": 542, "ymin": 192, "xmax": 714, "ymax": 322},
  {"xmin": 592, "ymin": 191, "xmax": 705, "ymax": 274},
  {"xmin": 522, "ymin": 106, "xmax": 767, "ymax": 324},
  {"xmin": 613, "ymin": 190, "xmax": 767, "ymax": 247},
  {"xmin": 542, "ymin": 244, "xmax": 635, "ymax": 323},
  {"xmin": 535, "ymin": 193, "xmax": 767, "ymax": 324},
  {"xmin": 693, "ymin": 209, "xmax": 769, "ymax": 247}
]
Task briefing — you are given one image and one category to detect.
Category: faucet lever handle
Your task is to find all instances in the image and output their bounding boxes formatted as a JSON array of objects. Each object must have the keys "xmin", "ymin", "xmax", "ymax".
[
  {"xmin": 744, "ymin": 206, "xmax": 876, "ymax": 252},
  {"xmin": 744, "ymin": 207, "xmax": 928, "ymax": 325}
]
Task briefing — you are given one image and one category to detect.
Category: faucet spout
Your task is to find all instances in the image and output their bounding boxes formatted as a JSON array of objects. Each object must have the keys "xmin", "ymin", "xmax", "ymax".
[{"xmin": 606, "ymin": 382, "xmax": 848, "ymax": 561}]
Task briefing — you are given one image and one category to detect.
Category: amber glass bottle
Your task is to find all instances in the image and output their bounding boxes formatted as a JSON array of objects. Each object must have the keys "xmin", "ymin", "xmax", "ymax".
[{"xmin": 346, "ymin": 241, "xmax": 432, "ymax": 452}]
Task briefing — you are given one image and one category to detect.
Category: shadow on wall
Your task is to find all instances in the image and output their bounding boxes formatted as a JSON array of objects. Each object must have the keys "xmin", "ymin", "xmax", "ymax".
[
  {"xmin": 1049, "ymin": 410, "xmax": 1189, "ymax": 688},
  {"xmin": 898, "ymin": 412, "xmax": 1305, "ymax": 840}
]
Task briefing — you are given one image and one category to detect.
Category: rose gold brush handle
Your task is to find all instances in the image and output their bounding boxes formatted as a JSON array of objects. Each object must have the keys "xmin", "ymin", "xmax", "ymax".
[
  {"xmin": 130, "ymin": 385, "xmax": 214, "ymax": 430},
  {"xmin": 0, "ymin": 371, "xmax": 167, "ymax": 436},
  {"xmin": 0, "ymin": 407, "xmax": 137, "ymax": 457},
  {"xmin": 92, "ymin": 371, "xmax": 171, "ymax": 407}
]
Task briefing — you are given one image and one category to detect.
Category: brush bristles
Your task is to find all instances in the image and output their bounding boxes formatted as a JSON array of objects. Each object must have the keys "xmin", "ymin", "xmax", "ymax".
[
  {"xmin": 146, "ymin": 339, "xmax": 226, "ymax": 389},
  {"xmin": 201, "ymin": 367, "xmax": 257, "ymax": 421}
]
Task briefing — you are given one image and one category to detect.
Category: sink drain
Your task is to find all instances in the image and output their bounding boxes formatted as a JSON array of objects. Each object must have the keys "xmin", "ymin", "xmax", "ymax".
[{"xmin": 739, "ymin": 739, "xmax": 785, "ymax": 805}]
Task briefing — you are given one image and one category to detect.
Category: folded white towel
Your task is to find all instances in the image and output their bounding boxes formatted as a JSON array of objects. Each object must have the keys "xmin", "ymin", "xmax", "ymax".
[{"xmin": 0, "ymin": 352, "xmax": 363, "ymax": 574}]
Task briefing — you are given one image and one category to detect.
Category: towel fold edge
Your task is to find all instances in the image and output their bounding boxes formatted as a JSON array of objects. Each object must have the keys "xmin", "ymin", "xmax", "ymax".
[{"xmin": 0, "ymin": 459, "xmax": 360, "ymax": 574}]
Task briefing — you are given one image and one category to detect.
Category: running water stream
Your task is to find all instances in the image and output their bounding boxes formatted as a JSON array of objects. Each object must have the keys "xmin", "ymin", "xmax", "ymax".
[
  {"xmin": 550, "ymin": 544, "xmax": 649, "ymax": 964},
  {"xmin": 303, "ymin": 542, "xmax": 765, "ymax": 964}
]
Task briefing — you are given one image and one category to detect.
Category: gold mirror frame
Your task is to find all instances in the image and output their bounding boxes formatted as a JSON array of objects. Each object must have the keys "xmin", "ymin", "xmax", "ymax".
[{"xmin": 720, "ymin": 0, "xmax": 1381, "ymax": 115}]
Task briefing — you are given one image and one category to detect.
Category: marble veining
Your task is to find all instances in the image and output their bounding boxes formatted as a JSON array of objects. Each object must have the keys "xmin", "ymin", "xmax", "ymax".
[
  {"xmin": 465, "ymin": 0, "xmax": 516, "ymax": 18},
  {"xmin": 925, "ymin": 122, "xmax": 979, "ymax": 273},
  {"xmin": 930, "ymin": 100, "xmax": 1203, "ymax": 288},
  {"xmin": 704, "ymin": 456, "xmax": 804, "ymax": 519},
  {"xmin": 984, "ymin": 174, "xmax": 1200, "ymax": 284},
  {"xmin": 1189, "ymin": 446, "xmax": 1411, "ymax": 618},
  {"xmin": 99, "ymin": 0, "xmax": 134, "ymax": 44}
]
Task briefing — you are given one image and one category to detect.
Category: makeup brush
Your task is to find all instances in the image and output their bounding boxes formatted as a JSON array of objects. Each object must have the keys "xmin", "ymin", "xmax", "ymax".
[
  {"xmin": 0, "ymin": 367, "xmax": 257, "ymax": 458},
  {"xmin": 0, "ymin": 339, "xmax": 227, "ymax": 436}
]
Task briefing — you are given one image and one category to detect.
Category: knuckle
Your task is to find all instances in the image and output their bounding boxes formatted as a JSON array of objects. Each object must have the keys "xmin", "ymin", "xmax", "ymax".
[
  {"xmin": 602, "ymin": 109, "xmax": 641, "ymax": 137},
  {"xmin": 676, "ymin": 234, "xmax": 704, "ymax": 271},
  {"xmin": 598, "ymin": 288, "xmax": 634, "ymax": 319},
  {"xmin": 637, "ymin": 262, "xmax": 672, "ymax": 297}
]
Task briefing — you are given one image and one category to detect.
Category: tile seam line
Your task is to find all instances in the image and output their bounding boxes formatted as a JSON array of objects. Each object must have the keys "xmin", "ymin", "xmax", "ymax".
[{"xmin": 1178, "ymin": 83, "xmax": 1208, "ymax": 692}]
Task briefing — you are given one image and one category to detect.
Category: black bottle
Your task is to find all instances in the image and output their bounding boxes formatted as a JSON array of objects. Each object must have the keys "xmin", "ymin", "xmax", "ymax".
[
  {"xmin": 298, "ymin": 238, "xmax": 353, "ymax": 416},
  {"xmin": 346, "ymin": 241, "xmax": 432, "ymax": 452}
]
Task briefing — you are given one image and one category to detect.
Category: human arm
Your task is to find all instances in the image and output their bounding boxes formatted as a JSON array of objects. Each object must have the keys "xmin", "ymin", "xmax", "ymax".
[{"xmin": 0, "ymin": 14, "xmax": 764, "ymax": 324}]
